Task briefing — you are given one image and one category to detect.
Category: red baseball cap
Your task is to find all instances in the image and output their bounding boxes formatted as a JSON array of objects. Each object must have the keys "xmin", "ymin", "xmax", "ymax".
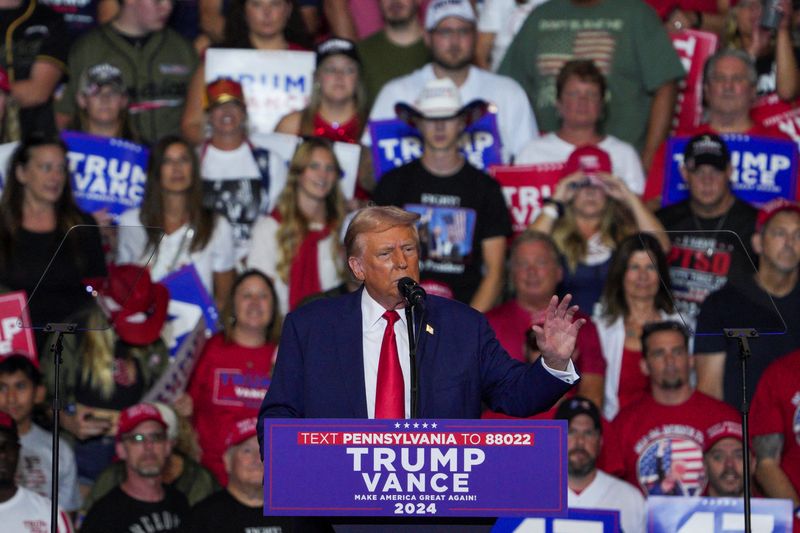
[
  {"xmin": 116, "ymin": 403, "xmax": 167, "ymax": 440},
  {"xmin": 87, "ymin": 264, "xmax": 169, "ymax": 346},
  {"xmin": 206, "ymin": 78, "xmax": 245, "ymax": 110},
  {"xmin": 225, "ymin": 417, "xmax": 258, "ymax": 449},
  {"xmin": 704, "ymin": 420, "xmax": 743, "ymax": 453},
  {"xmin": 562, "ymin": 145, "xmax": 612, "ymax": 178},
  {"xmin": 755, "ymin": 198, "xmax": 800, "ymax": 233}
]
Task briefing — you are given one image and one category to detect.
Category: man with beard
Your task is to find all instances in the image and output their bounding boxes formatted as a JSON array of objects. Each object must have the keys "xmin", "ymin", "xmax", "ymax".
[
  {"xmin": 364, "ymin": 0, "xmax": 537, "ymax": 163},
  {"xmin": 0, "ymin": 411, "xmax": 72, "ymax": 532},
  {"xmin": 695, "ymin": 199, "xmax": 800, "ymax": 409},
  {"xmin": 80, "ymin": 403, "xmax": 189, "ymax": 533},
  {"xmin": 703, "ymin": 421, "xmax": 751, "ymax": 498},
  {"xmin": 603, "ymin": 321, "xmax": 740, "ymax": 497},
  {"xmin": 555, "ymin": 397, "xmax": 645, "ymax": 533},
  {"xmin": 357, "ymin": 0, "xmax": 430, "ymax": 109}
]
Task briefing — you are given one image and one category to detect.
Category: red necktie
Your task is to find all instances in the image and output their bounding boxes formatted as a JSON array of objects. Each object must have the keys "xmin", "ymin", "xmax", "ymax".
[{"xmin": 375, "ymin": 310, "xmax": 404, "ymax": 419}]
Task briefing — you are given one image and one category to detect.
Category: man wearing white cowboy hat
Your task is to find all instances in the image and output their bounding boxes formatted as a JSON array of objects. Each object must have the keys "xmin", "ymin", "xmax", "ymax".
[
  {"xmin": 363, "ymin": 0, "xmax": 537, "ymax": 164},
  {"xmin": 373, "ymin": 77, "xmax": 512, "ymax": 312}
]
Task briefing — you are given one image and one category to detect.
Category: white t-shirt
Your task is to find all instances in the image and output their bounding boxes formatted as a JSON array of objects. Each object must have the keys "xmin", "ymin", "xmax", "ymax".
[
  {"xmin": 18, "ymin": 424, "xmax": 81, "ymax": 512},
  {"xmin": 117, "ymin": 208, "xmax": 236, "ymax": 295},
  {"xmin": 515, "ymin": 132, "xmax": 645, "ymax": 195},
  {"xmin": 364, "ymin": 64, "xmax": 538, "ymax": 163},
  {"xmin": 568, "ymin": 469, "xmax": 646, "ymax": 533},
  {"xmin": 200, "ymin": 143, "xmax": 268, "ymax": 262},
  {"xmin": 478, "ymin": 0, "xmax": 543, "ymax": 71},
  {"xmin": 246, "ymin": 215, "xmax": 342, "ymax": 315},
  {"xmin": 0, "ymin": 486, "xmax": 73, "ymax": 533}
]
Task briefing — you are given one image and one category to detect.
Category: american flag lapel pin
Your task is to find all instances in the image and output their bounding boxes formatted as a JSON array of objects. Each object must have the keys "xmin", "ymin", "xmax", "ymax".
[{"xmin": 426, "ymin": 324, "xmax": 434, "ymax": 335}]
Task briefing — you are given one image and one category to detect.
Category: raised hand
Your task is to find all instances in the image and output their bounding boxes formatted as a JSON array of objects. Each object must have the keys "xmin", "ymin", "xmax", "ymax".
[{"xmin": 531, "ymin": 294, "xmax": 586, "ymax": 371}]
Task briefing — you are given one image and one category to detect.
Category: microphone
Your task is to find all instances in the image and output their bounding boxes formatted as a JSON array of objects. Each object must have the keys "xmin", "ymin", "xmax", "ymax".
[{"xmin": 398, "ymin": 277, "xmax": 426, "ymax": 306}]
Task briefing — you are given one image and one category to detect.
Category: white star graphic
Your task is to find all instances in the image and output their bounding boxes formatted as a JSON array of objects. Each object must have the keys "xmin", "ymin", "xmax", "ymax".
[
  {"xmin": 422, "ymin": 423, "xmax": 428, "ymax": 428},
  {"xmin": 413, "ymin": 423, "xmax": 420, "ymax": 428},
  {"xmin": 431, "ymin": 423, "xmax": 438, "ymax": 428},
  {"xmin": 404, "ymin": 423, "xmax": 410, "ymax": 428},
  {"xmin": 394, "ymin": 422, "xmax": 401, "ymax": 428}
]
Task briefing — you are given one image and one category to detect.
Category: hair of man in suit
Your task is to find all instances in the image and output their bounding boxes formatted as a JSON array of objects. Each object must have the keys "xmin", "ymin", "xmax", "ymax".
[{"xmin": 344, "ymin": 206, "xmax": 420, "ymax": 259}]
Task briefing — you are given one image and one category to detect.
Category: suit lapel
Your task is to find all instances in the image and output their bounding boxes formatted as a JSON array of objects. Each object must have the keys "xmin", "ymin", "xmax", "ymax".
[
  {"xmin": 415, "ymin": 302, "xmax": 439, "ymax": 418},
  {"xmin": 335, "ymin": 287, "xmax": 368, "ymax": 418}
]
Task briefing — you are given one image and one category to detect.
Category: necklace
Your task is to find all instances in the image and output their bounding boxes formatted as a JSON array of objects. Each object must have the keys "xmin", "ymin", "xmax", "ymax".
[{"xmin": 691, "ymin": 209, "xmax": 730, "ymax": 257}]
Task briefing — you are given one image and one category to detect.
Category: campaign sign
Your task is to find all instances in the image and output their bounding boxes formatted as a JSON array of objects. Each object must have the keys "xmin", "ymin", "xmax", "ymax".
[
  {"xmin": 143, "ymin": 317, "xmax": 206, "ymax": 404},
  {"xmin": 670, "ymin": 30, "xmax": 718, "ymax": 133},
  {"xmin": 0, "ymin": 291, "xmax": 36, "ymax": 359},
  {"xmin": 491, "ymin": 163, "xmax": 564, "ymax": 236},
  {"xmin": 62, "ymin": 131, "xmax": 149, "ymax": 221},
  {"xmin": 263, "ymin": 418, "xmax": 568, "ymax": 517},
  {"xmin": 493, "ymin": 509, "xmax": 621, "ymax": 532},
  {"xmin": 205, "ymin": 48, "xmax": 315, "ymax": 135},
  {"xmin": 369, "ymin": 111, "xmax": 503, "ymax": 179},
  {"xmin": 751, "ymin": 93, "xmax": 800, "ymax": 150},
  {"xmin": 647, "ymin": 496, "xmax": 793, "ymax": 533},
  {"xmin": 661, "ymin": 134, "xmax": 799, "ymax": 207},
  {"xmin": 160, "ymin": 264, "xmax": 219, "ymax": 357}
]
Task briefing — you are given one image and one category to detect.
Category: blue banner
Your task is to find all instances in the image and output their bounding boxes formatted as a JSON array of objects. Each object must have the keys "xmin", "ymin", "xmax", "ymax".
[
  {"xmin": 493, "ymin": 509, "xmax": 621, "ymax": 532},
  {"xmin": 662, "ymin": 134, "xmax": 799, "ymax": 207},
  {"xmin": 62, "ymin": 131, "xmax": 149, "ymax": 220},
  {"xmin": 160, "ymin": 264, "xmax": 219, "ymax": 357},
  {"xmin": 369, "ymin": 112, "xmax": 503, "ymax": 179},
  {"xmin": 647, "ymin": 496, "xmax": 793, "ymax": 532},
  {"xmin": 263, "ymin": 418, "xmax": 567, "ymax": 518}
]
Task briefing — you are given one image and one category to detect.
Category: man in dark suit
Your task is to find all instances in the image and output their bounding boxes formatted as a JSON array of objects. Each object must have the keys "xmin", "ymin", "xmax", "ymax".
[{"xmin": 258, "ymin": 206, "xmax": 584, "ymax": 447}]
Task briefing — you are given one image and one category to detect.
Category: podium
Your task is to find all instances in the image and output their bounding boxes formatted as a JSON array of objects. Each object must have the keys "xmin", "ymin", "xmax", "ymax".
[{"xmin": 262, "ymin": 418, "xmax": 567, "ymax": 530}]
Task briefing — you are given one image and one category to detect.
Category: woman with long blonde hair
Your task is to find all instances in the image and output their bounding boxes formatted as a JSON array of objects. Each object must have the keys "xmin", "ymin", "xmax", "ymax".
[
  {"xmin": 529, "ymin": 161, "xmax": 668, "ymax": 315},
  {"xmin": 248, "ymin": 137, "xmax": 346, "ymax": 312}
]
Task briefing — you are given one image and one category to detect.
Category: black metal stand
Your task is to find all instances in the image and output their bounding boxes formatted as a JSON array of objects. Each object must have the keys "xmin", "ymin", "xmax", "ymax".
[
  {"xmin": 405, "ymin": 303, "xmax": 425, "ymax": 419},
  {"xmin": 724, "ymin": 327, "xmax": 758, "ymax": 533},
  {"xmin": 44, "ymin": 323, "xmax": 77, "ymax": 533}
]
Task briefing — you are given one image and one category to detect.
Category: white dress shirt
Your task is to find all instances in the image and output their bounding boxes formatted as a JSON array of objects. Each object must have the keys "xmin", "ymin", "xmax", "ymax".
[{"xmin": 360, "ymin": 290, "xmax": 579, "ymax": 419}]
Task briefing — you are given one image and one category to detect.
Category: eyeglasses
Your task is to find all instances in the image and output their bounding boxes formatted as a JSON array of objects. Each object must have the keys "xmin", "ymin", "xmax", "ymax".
[{"xmin": 123, "ymin": 432, "xmax": 167, "ymax": 444}]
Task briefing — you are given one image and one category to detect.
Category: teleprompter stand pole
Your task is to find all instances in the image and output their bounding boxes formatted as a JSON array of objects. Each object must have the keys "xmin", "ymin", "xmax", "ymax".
[
  {"xmin": 723, "ymin": 327, "xmax": 758, "ymax": 533},
  {"xmin": 45, "ymin": 323, "xmax": 77, "ymax": 533}
]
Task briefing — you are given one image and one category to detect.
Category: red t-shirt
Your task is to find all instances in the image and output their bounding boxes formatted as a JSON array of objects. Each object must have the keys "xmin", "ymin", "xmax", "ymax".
[
  {"xmin": 643, "ymin": 123, "xmax": 791, "ymax": 202},
  {"xmin": 750, "ymin": 349, "xmax": 800, "ymax": 516},
  {"xmin": 482, "ymin": 300, "xmax": 605, "ymax": 419},
  {"xmin": 617, "ymin": 347, "xmax": 649, "ymax": 411},
  {"xmin": 602, "ymin": 391, "xmax": 740, "ymax": 497},
  {"xmin": 187, "ymin": 333, "xmax": 276, "ymax": 485}
]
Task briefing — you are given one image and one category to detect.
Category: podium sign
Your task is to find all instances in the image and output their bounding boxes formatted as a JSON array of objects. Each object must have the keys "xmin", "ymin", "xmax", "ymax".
[{"xmin": 263, "ymin": 418, "xmax": 567, "ymax": 518}]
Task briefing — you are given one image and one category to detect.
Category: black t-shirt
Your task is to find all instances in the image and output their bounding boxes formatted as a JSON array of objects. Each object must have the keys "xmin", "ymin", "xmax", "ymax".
[
  {"xmin": 656, "ymin": 198, "xmax": 758, "ymax": 319},
  {"xmin": 186, "ymin": 490, "xmax": 296, "ymax": 533},
  {"xmin": 373, "ymin": 159, "xmax": 512, "ymax": 304},
  {"xmin": 695, "ymin": 279, "xmax": 800, "ymax": 409},
  {"xmin": 80, "ymin": 485, "xmax": 190, "ymax": 533},
  {"xmin": 0, "ymin": 0, "xmax": 68, "ymax": 136}
]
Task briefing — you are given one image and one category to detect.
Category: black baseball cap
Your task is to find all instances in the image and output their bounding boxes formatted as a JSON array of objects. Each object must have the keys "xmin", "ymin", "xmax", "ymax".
[
  {"xmin": 683, "ymin": 133, "xmax": 730, "ymax": 171},
  {"xmin": 555, "ymin": 396, "xmax": 602, "ymax": 432},
  {"xmin": 316, "ymin": 37, "xmax": 361, "ymax": 68}
]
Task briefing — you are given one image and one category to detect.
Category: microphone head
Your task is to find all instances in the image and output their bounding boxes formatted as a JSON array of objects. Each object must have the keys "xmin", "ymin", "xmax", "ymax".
[{"xmin": 397, "ymin": 277, "xmax": 426, "ymax": 305}]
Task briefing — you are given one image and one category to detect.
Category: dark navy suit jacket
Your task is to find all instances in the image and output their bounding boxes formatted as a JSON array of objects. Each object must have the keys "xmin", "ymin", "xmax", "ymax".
[{"xmin": 257, "ymin": 288, "xmax": 575, "ymax": 448}]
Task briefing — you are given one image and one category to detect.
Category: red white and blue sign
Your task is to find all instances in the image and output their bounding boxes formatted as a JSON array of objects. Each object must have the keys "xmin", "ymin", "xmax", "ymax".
[
  {"xmin": 493, "ymin": 509, "xmax": 621, "ymax": 532},
  {"xmin": 62, "ymin": 131, "xmax": 149, "ymax": 221},
  {"xmin": 262, "ymin": 418, "xmax": 567, "ymax": 518},
  {"xmin": 647, "ymin": 496, "xmax": 793, "ymax": 532},
  {"xmin": 368, "ymin": 112, "xmax": 503, "ymax": 180},
  {"xmin": 661, "ymin": 134, "xmax": 799, "ymax": 207}
]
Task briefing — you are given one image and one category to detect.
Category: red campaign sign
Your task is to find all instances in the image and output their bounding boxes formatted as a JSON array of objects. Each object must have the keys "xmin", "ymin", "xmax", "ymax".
[
  {"xmin": 491, "ymin": 163, "xmax": 564, "ymax": 236},
  {"xmin": 0, "ymin": 291, "xmax": 37, "ymax": 360},
  {"xmin": 751, "ymin": 93, "xmax": 800, "ymax": 149},
  {"xmin": 670, "ymin": 30, "xmax": 718, "ymax": 133}
]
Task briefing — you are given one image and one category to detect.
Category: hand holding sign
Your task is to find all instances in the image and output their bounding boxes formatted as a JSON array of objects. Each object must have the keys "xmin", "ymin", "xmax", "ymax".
[{"xmin": 532, "ymin": 294, "xmax": 585, "ymax": 371}]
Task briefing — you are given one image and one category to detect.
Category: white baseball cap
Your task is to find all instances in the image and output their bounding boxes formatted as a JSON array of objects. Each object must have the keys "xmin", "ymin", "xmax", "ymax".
[{"xmin": 425, "ymin": 0, "xmax": 476, "ymax": 31}]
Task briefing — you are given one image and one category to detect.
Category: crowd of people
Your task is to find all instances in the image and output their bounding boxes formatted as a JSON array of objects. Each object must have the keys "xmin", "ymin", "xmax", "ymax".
[{"xmin": 0, "ymin": 0, "xmax": 800, "ymax": 531}]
